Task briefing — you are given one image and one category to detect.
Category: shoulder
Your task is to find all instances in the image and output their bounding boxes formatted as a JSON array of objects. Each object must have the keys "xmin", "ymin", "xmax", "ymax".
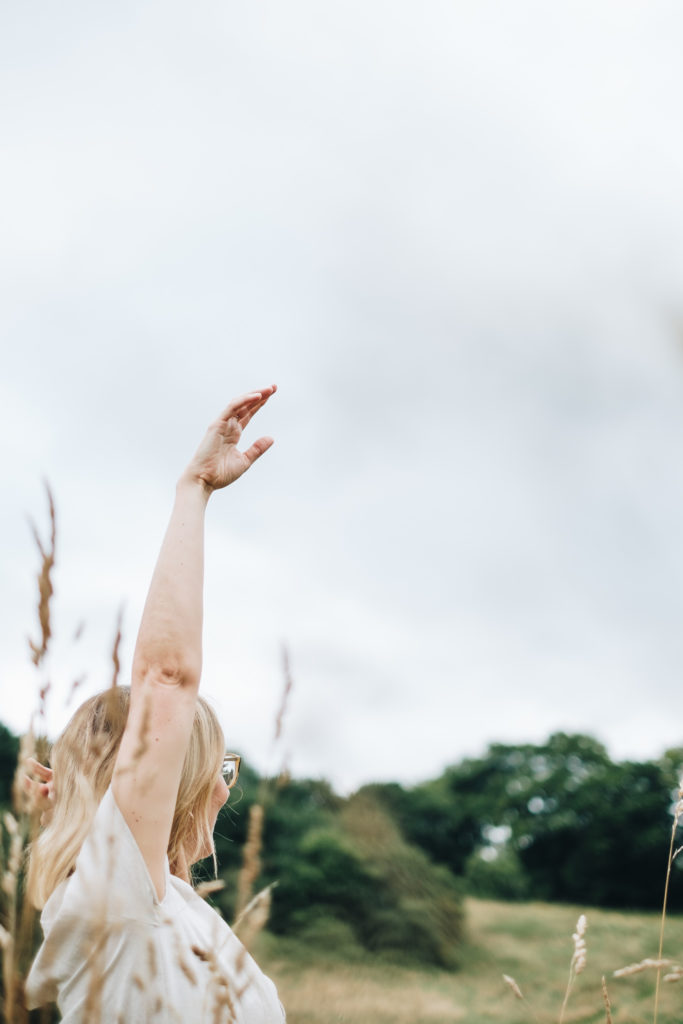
[{"xmin": 51, "ymin": 786, "xmax": 167, "ymax": 927}]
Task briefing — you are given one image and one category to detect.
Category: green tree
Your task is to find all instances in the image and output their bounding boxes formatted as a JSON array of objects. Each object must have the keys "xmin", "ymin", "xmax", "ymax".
[
  {"xmin": 515, "ymin": 757, "xmax": 683, "ymax": 908},
  {"xmin": 397, "ymin": 733, "xmax": 683, "ymax": 911},
  {"xmin": 0, "ymin": 722, "xmax": 19, "ymax": 806},
  {"xmin": 358, "ymin": 777, "xmax": 483, "ymax": 875}
]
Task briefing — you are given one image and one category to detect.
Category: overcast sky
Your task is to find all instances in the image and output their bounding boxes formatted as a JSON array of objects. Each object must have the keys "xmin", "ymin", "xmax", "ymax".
[{"xmin": 3, "ymin": 1, "xmax": 683, "ymax": 793}]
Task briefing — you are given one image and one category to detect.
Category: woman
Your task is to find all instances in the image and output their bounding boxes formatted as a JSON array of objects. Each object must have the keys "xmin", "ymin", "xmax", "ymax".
[{"xmin": 25, "ymin": 386, "xmax": 285, "ymax": 1023}]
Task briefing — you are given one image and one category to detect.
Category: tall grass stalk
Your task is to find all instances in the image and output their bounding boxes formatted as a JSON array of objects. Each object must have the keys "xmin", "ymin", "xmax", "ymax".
[
  {"xmin": 233, "ymin": 650, "xmax": 295, "ymax": 944},
  {"xmin": 502, "ymin": 974, "xmax": 540, "ymax": 1023},
  {"xmin": 558, "ymin": 913, "xmax": 587, "ymax": 1024},
  {"xmin": 601, "ymin": 975, "xmax": 613, "ymax": 1024},
  {"xmin": 0, "ymin": 487, "xmax": 57, "ymax": 1023},
  {"xmin": 503, "ymin": 913, "xmax": 586, "ymax": 1024},
  {"xmin": 27, "ymin": 484, "xmax": 55, "ymax": 671},
  {"xmin": 653, "ymin": 780, "xmax": 683, "ymax": 1024}
]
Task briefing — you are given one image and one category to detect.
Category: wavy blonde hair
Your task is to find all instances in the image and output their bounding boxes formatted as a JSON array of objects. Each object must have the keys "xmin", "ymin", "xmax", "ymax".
[{"xmin": 27, "ymin": 685, "xmax": 225, "ymax": 909}]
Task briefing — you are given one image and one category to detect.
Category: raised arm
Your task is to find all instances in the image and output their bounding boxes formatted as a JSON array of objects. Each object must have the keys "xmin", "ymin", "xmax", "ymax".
[{"xmin": 112, "ymin": 387, "xmax": 276, "ymax": 899}]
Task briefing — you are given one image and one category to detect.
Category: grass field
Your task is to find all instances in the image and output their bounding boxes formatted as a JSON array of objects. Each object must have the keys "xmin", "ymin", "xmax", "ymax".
[{"xmin": 257, "ymin": 898, "xmax": 683, "ymax": 1024}]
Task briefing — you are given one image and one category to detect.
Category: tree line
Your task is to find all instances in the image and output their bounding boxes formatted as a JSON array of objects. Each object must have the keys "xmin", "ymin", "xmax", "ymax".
[
  {"xmin": 213, "ymin": 731, "xmax": 683, "ymax": 923},
  {"xmin": 362, "ymin": 732, "xmax": 683, "ymax": 910},
  {"xmin": 2, "ymin": 722, "xmax": 681, "ymax": 968}
]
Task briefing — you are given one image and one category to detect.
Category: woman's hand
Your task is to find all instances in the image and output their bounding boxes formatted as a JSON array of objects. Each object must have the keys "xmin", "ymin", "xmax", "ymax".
[
  {"xmin": 182, "ymin": 386, "xmax": 277, "ymax": 492},
  {"xmin": 23, "ymin": 757, "xmax": 54, "ymax": 825}
]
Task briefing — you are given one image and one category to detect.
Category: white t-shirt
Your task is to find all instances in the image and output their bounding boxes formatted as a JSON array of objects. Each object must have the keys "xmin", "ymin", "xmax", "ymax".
[{"xmin": 26, "ymin": 787, "xmax": 286, "ymax": 1024}]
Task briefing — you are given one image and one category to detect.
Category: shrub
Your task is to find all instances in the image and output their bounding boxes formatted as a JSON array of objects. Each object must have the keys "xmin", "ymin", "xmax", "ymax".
[
  {"xmin": 464, "ymin": 846, "xmax": 530, "ymax": 901},
  {"xmin": 341, "ymin": 793, "xmax": 465, "ymax": 968}
]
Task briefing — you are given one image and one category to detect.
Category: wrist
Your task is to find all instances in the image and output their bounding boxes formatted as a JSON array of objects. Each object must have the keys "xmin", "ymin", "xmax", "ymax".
[{"xmin": 176, "ymin": 472, "xmax": 213, "ymax": 503}]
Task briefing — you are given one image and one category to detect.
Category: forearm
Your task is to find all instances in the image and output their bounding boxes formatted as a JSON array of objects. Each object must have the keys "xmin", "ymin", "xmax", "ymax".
[{"xmin": 131, "ymin": 476, "xmax": 211, "ymax": 688}]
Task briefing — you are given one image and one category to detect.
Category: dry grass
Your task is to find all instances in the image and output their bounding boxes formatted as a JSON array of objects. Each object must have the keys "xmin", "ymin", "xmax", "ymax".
[
  {"xmin": 258, "ymin": 955, "xmax": 466, "ymax": 1024},
  {"xmin": 27, "ymin": 484, "xmax": 55, "ymax": 671},
  {"xmin": 235, "ymin": 804, "xmax": 265, "ymax": 921},
  {"xmin": 653, "ymin": 782, "xmax": 683, "ymax": 1022},
  {"xmin": 257, "ymin": 899, "xmax": 683, "ymax": 1024}
]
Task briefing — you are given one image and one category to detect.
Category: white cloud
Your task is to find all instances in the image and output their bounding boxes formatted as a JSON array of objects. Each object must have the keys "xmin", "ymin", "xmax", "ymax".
[{"xmin": 2, "ymin": 1, "xmax": 683, "ymax": 792}]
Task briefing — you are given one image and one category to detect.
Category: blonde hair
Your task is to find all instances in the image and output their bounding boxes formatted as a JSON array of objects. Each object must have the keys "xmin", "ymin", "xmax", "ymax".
[{"xmin": 27, "ymin": 686, "xmax": 225, "ymax": 909}]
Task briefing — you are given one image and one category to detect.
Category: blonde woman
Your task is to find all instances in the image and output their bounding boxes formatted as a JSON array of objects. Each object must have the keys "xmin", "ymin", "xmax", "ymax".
[{"xmin": 25, "ymin": 386, "xmax": 285, "ymax": 1023}]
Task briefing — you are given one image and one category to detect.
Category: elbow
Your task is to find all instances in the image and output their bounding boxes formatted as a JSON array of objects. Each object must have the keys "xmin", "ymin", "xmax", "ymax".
[{"xmin": 132, "ymin": 656, "xmax": 201, "ymax": 691}]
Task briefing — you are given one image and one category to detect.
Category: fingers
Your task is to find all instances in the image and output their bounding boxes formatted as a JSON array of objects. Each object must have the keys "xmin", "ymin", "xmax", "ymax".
[
  {"xmin": 235, "ymin": 386, "xmax": 277, "ymax": 429},
  {"xmin": 25, "ymin": 756, "xmax": 53, "ymax": 782},
  {"xmin": 219, "ymin": 385, "xmax": 277, "ymax": 427},
  {"xmin": 220, "ymin": 392, "xmax": 263, "ymax": 420},
  {"xmin": 220, "ymin": 385, "xmax": 276, "ymax": 421},
  {"xmin": 24, "ymin": 776, "xmax": 51, "ymax": 799},
  {"xmin": 237, "ymin": 389, "xmax": 275, "ymax": 427},
  {"xmin": 23, "ymin": 761, "xmax": 53, "ymax": 813}
]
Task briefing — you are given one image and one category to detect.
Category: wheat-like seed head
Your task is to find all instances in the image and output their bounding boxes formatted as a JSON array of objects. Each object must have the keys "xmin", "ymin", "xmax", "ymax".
[
  {"xmin": 196, "ymin": 879, "xmax": 226, "ymax": 900},
  {"xmin": 571, "ymin": 913, "xmax": 587, "ymax": 974},
  {"xmin": 274, "ymin": 646, "xmax": 294, "ymax": 746},
  {"xmin": 601, "ymin": 975, "xmax": 613, "ymax": 1024},
  {"xmin": 27, "ymin": 484, "xmax": 56, "ymax": 668},
  {"xmin": 235, "ymin": 803, "xmax": 264, "ymax": 920},
  {"xmin": 502, "ymin": 973, "xmax": 523, "ymax": 1000},
  {"xmin": 614, "ymin": 958, "xmax": 675, "ymax": 977}
]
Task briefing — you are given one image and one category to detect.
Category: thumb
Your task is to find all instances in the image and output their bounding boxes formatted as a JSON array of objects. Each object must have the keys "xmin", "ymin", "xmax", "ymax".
[{"xmin": 242, "ymin": 436, "xmax": 274, "ymax": 468}]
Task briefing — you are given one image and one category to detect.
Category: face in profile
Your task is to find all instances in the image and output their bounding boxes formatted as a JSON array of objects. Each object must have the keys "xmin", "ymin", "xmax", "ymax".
[{"xmin": 210, "ymin": 774, "xmax": 230, "ymax": 829}]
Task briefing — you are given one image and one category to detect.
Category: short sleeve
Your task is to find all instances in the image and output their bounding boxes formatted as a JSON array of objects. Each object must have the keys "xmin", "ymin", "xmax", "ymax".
[
  {"xmin": 26, "ymin": 788, "xmax": 286, "ymax": 1023},
  {"xmin": 26, "ymin": 786, "xmax": 167, "ymax": 1013},
  {"xmin": 50, "ymin": 786, "xmax": 167, "ymax": 927}
]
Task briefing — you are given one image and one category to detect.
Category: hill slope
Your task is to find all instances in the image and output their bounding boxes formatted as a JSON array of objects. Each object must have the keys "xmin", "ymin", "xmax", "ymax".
[{"xmin": 259, "ymin": 897, "xmax": 683, "ymax": 1024}]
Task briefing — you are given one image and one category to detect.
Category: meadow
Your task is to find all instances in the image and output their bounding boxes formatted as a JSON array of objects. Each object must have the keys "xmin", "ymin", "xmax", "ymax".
[{"xmin": 257, "ymin": 898, "xmax": 683, "ymax": 1024}]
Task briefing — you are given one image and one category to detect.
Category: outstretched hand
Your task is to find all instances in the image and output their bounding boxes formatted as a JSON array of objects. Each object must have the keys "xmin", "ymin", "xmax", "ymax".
[{"xmin": 184, "ymin": 385, "xmax": 277, "ymax": 492}]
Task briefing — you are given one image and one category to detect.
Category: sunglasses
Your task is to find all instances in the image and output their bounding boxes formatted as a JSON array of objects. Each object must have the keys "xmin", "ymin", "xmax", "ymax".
[{"xmin": 221, "ymin": 753, "xmax": 241, "ymax": 789}]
